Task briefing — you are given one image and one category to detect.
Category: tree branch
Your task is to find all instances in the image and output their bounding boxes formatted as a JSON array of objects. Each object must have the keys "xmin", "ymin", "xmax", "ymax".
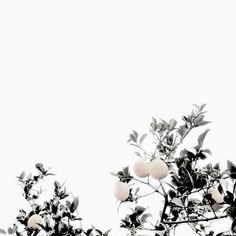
[{"xmin": 161, "ymin": 214, "xmax": 227, "ymax": 225}]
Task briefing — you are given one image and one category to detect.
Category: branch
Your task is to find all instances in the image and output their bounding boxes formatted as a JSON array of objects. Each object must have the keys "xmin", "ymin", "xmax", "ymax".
[
  {"xmin": 161, "ymin": 214, "xmax": 228, "ymax": 225},
  {"xmin": 123, "ymin": 176, "xmax": 165, "ymax": 197},
  {"xmin": 166, "ymin": 112, "xmax": 203, "ymax": 158},
  {"xmin": 160, "ymin": 195, "xmax": 169, "ymax": 223}
]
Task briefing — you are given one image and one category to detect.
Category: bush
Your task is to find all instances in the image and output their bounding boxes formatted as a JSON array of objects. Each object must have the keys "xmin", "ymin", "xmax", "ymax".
[
  {"xmin": 1, "ymin": 104, "xmax": 236, "ymax": 236},
  {"xmin": 112, "ymin": 104, "xmax": 236, "ymax": 236}
]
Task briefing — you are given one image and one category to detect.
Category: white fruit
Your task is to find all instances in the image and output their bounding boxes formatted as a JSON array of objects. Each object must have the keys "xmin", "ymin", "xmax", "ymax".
[
  {"xmin": 28, "ymin": 214, "xmax": 43, "ymax": 229},
  {"xmin": 113, "ymin": 181, "xmax": 129, "ymax": 201},
  {"xmin": 149, "ymin": 159, "xmax": 168, "ymax": 180},
  {"xmin": 209, "ymin": 188, "xmax": 224, "ymax": 204},
  {"xmin": 133, "ymin": 160, "xmax": 150, "ymax": 178}
]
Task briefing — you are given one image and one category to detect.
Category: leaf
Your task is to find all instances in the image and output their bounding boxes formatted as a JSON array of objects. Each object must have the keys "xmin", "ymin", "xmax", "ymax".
[
  {"xmin": 134, "ymin": 187, "xmax": 140, "ymax": 196},
  {"xmin": 0, "ymin": 229, "xmax": 6, "ymax": 235},
  {"xmin": 70, "ymin": 197, "xmax": 79, "ymax": 213},
  {"xmin": 139, "ymin": 133, "xmax": 148, "ymax": 145},
  {"xmin": 133, "ymin": 130, "xmax": 138, "ymax": 138},
  {"xmin": 213, "ymin": 163, "xmax": 220, "ymax": 170},
  {"xmin": 202, "ymin": 149, "xmax": 212, "ymax": 155},
  {"xmin": 198, "ymin": 129, "xmax": 210, "ymax": 148},
  {"xmin": 66, "ymin": 200, "xmax": 71, "ymax": 208},
  {"xmin": 185, "ymin": 168, "xmax": 195, "ymax": 188},
  {"xmin": 168, "ymin": 189, "xmax": 176, "ymax": 199},
  {"xmin": 140, "ymin": 213, "xmax": 152, "ymax": 223},
  {"xmin": 122, "ymin": 166, "xmax": 129, "ymax": 176},
  {"xmin": 227, "ymin": 160, "xmax": 236, "ymax": 179},
  {"xmin": 128, "ymin": 134, "xmax": 137, "ymax": 143},
  {"xmin": 171, "ymin": 198, "xmax": 184, "ymax": 207},
  {"xmin": 234, "ymin": 182, "xmax": 236, "ymax": 194},
  {"xmin": 135, "ymin": 206, "xmax": 146, "ymax": 215},
  {"xmin": 19, "ymin": 171, "xmax": 26, "ymax": 179},
  {"xmin": 160, "ymin": 119, "xmax": 169, "ymax": 129},
  {"xmin": 231, "ymin": 217, "xmax": 236, "ymax": 233},
  {"xmin": 7, "ymin": 227, "xmax": 15, "ymax": 234},
  {"xmin": 226, "ymin": 207, "xmax": 236, "ymax": 219},
  {"xmin": 195, "ymin": 121, "xmax": 211, "ymax": 128},
  {"xmin": 218, "ymin": 184, "xmax": 223, "ymax": 194},
  {"xmin": 104, "ymin": 229, "xmax": 112, "ymax": 236},
  {"xmin": 35, "ymin": 163, "xmax": 46, "ymax": 173},
  {"xmin": 54, "ymin": 180, "xmax": 60, "ymax": 189},
  {"xmin": 200, "ymin": 104, "xmax": 206, "ymax": 111},
  {"xmin": 110, "ymin": 172, "xmax": 118, "ymax": 177},
  {"xmin": 129, "ymin": 143, "xmax": 139, "ymax": 148},
  {"xmin": 164, "ymin": 182, "xmax": 176, "ymax": 190},
  {"xmin": 224, "ymin": 191, "xmax": 234, "ymax": 204},
  {"xmin": 169, "ymin": 119, "xmax": 177, "ymax": 130},
  {"xmin": 155, "ymin": 223, "xmax": 165, "ymax": 231},
  {"xmin": 178, "ymin": 125, "xmax": 186, "ymax": 137},
  {"xmin": 193, "ymin": 104, "xmax": 200, "ymax": 111},
  {"xmin": 134, "ymin": 152, "xmax": 141, "ymax": 157},
  {"xmin": 26, "ymin": 173, "xmax": 32, "ymax": 180},
  {"xmin": 194, "ymin": 114, "xmax": 204, "ymax": 124}
]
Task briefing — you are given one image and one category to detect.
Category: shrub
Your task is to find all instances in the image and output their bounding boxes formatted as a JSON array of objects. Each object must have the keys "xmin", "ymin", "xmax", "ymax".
[{"xmin": 111, "ymin": 104, "xmax": 236, "ymax": 236}]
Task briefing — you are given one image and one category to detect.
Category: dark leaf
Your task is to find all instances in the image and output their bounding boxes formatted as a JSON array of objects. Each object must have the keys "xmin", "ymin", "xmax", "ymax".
[
  {"xmin": 168, "ymin": 189, "xmax": 177, "ymax": 199},
  {"xmin": 35, "ymin": 163, "xmax": 46, "ymax": 174},
  {"xmin": 135, "ymin": 206, "xmax": 146, "ymax": 216},
  {"xmin": 226, "ymin": 207, "xmax": 236, "ymax": 219},
  {"xmin": 104, "ymin": 229, "xmax": 112, "ymax": 236},
  {"xmin": 234, "ymin": 182, "xmax": 236, "ymax": 194},
  {"xmin": 70, "ymin": 197, "xmax": 79, "ymax": 213},
  {"xmin": 155, "ymin": 224, "xmax": 165, "ymax": 231},
  {"xmin": 213, "ymin": 163, "xmax": 220, "ymax": 170},
  {"xmin": 232, "ymin": 217, "xmax": 236, "ymax": 233},
  {"xmin": 227, "ymin": 160, "xmax": 236, "ymax": 179},
  {"xmin": 218, "ymin": 184, "xmax": 223, "ymax": 194},
  {"xmin": 122, "ymin": 166, "xmax": 129, "ymax": 176},
  {"xmin": 54, "ymin": 180, "xmax": 60, "ymax": 190},
  {"xmin": 224, "ymin": 191, "xmax": 234, "ymax": 205}
]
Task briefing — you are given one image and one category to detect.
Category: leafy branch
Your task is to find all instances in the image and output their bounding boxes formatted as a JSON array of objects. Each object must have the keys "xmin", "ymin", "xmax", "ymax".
[{"xmin": 113, "ymin": 104, "xmax": 236, "ymax": 236}]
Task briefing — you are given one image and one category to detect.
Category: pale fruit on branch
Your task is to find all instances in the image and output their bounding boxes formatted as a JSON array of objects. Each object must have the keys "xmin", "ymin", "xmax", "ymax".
[
  {"xmin": 209, "ymin": 188, "xmax": 224, "ymax": 204},
  {"xmin": 149, "ymin": 159, "xmax": 169, "ymax": 180},
  {"xmin": 27, "ymin": 214, "xmax": 43, "ymax": 229},
  {"xmin": 133, "ymin": 160, "xmax": 150, "ymax": 178},
  {"xmin": 113, "ymin": 181, "xmax": 130, "ymax": 201}
]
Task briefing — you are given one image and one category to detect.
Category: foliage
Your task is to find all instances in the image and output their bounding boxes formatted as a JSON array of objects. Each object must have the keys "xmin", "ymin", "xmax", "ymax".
[
  {"xmin": 0, "ymin": 164, "xmax": 111, "ymax": 236},
  {"xmin": 112, "ymin": 104, "xmax": 236, "ymax": 236},
  {"xmin": 1, "ymin": 104, "xmax": 236, "ymax": 236}
]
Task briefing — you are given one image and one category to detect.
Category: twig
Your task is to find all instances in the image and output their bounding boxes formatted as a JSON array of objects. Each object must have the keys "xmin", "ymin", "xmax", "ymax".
[{"xmin": 161, "ymin": 214, "xmax": 227, "ymax": 225}]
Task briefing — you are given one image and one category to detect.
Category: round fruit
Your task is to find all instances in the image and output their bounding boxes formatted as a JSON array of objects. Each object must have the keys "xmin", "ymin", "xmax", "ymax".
[
  {"xmin": 28, "ymin": 214, "xmax": 43, "ymax": 229},
  {"xmin": 133, "ymin": 160, "xmax": 150, "ymax": 178},
  {"xmin": 149, "ymin": 159, "xmax": 168, "ymax": 180},
  {"xmin": 210, "ymin": 188, "xmax": 224, "ymax": 204},
  {"xmin": 113, "ymin": 181, "xmax": 129, "ymax": 201}
]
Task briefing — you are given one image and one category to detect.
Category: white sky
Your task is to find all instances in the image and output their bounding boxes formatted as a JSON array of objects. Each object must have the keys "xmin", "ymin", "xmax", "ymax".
[{"xmin": 0, "ymin": 1, "xmax": 236, "ymax": 235}]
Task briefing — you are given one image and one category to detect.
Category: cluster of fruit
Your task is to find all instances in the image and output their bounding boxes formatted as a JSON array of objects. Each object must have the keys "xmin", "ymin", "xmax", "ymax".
[{"xmin": 113, "ymin": 158, "xmax": 168, "ymax": 201}]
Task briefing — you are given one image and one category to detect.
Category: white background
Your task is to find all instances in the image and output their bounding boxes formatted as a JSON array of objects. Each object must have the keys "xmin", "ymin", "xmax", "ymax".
[{"xmin": 0, "ymin": 1, "xmax": 236, "ymax": 235}]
